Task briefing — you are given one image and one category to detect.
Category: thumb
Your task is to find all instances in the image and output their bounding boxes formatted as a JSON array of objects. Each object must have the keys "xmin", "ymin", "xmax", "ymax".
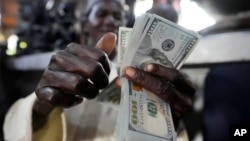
[{"xmin": 96, "ymin": 32, "xmax": 117, "ymax": 55}]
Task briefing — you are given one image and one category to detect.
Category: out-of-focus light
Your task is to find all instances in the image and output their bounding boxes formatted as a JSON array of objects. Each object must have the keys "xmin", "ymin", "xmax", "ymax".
[
  {"xmin": 6, "ymin": 34, "xmax": 18, "ymax": 56},
  {"xmin": 19, "ymin": 41, "xmax": 28, "ymax": 49},
  {"xmin": 178, "ymin": 0, "xmax": 216, "ymax": 31},
  {"xmin": 133, "ymin": 0, "xmax": 215, "ymax": 31},
  {"xmin": 6, "ymin": 49, "xmax": 16, "ymax": 56},
  {"xmin": 134, "ymin": 0, "xmax": 153, "ymax": 17},
  {"xmin": 46, "ymin": 0, "xmax": 54, "ymax": 10},
  {"xmin": 124, "ymin": 4, "xmax": 130, "ymax": 11}
]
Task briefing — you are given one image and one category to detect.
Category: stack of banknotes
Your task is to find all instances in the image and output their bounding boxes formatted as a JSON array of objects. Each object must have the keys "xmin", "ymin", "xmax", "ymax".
[{"xmin": 115, "ymin": 13, "xmax": 200, "ymax": 141}]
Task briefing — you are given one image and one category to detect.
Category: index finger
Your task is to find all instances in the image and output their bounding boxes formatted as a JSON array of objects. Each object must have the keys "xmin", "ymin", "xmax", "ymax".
[{"xmin": 146, "ymin": 63, "xmax": 195, "ymax": 97}]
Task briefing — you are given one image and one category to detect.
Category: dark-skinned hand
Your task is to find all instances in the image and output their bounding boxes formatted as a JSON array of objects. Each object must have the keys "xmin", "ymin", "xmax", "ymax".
[
  {"xmin": 121, "ymin": 65, "xmax": 195, "ymax": 120},
  {"xmin": 33, "ymin": 32, "xmax": 195, "ymax": 130},
  {"xmin": 34, "ymin": 32, "xmax": 116, "ymax": 109}
]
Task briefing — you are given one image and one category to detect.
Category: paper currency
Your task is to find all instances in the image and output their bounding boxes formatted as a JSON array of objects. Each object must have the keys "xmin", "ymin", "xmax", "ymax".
[
  {"xmin": 117, "ymin": 27, "xmax": 132, "ymax": 67},
  {"xmin": 97, "ymin": 79, "xmax": 121, "ymax": 105},
  {"xmin": 115, "ymin": 13, "xmax": 200, "ymax": 141}
]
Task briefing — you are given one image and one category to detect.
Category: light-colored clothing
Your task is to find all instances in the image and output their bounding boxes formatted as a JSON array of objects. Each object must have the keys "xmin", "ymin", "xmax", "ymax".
[
  {"xmin": 4, "ymin": 93, "xmax": 189, "ymax": 141},
  {"xmin": 4, "ymin": 93, "xmax": 119, "ymax": 141},
  {"xmin": 3, "ymin": 52, "xmax": 189, "ymax": 141}
]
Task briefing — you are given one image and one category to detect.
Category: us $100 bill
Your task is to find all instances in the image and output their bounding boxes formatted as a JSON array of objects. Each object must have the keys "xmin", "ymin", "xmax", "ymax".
[{"xmin": 116, "ymin": 13, "xmax": 200, "ymax": 141}]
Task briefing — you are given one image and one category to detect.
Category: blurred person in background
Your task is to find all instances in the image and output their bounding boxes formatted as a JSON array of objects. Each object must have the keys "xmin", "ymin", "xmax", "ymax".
[
  {"xmin": 3, "ymin": 0, "xmax": 196, "ymax": 141},
  {"xmin": 186, "ymin": 0, "xmax": 250, "ymax": 140},
  {"xmin": 152, "ymin": 0, "xmax": 167, "ymax": 5},
  {"xmin": 147, "ymin": 2, "xmax": 179, "ymax": 23}
]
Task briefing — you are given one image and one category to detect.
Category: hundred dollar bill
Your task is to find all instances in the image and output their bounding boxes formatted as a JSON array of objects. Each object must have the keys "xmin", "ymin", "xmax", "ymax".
[
  {"xmin": 115, "ymin": 27, "xmax": 133, "ymax": 140},
  {"xmin": 97, "ymin": 79, "xmax": 121, "ymax": 105},
  {"xmin": 129, "ymin": 14, "xmax": 200, "ymax": 69},
  {"xmin": 116, "ymin": 13, "xmax": 200, "ymax": 141},
  {"xmin": 117, "ymin": 27, "xmax": 132, "ymax": 67},
  {"xmin": 121, "ymin": 14, "xmax": 155, "ymax": 69}
]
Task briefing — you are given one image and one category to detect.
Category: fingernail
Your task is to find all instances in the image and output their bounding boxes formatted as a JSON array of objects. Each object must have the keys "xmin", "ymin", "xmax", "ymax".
[
  {"xmin": 146, "ymin": 64, "xmax": 154, "ymax": 72},
  {"xmin": 96, "ymin": 33, "xmax": 117, "ymax": 55},
  {"xmin": 125, "ymin": 67, "xmax": 135, "ymax": 77}
]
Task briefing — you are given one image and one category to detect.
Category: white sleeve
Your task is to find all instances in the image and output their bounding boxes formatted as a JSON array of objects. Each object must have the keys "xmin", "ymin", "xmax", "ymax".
[{"xmin": 3, "ymin": 93, "xmax": 36, "ymax": 141}]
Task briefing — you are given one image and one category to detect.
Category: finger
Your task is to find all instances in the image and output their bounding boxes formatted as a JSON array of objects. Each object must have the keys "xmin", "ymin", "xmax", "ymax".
[
  {"xmin": 115, "ymin": 77, "xmax": 121, "ymax": 88},
  {"xmin": 146, "ymin": 64, "xmax": 195, "ymax": 97},
  {"xmin": 33, "ymin": 98, "xmax": 54, "ymax": 116},
  {"xmin": 96, "ymin": 32, "xmax": 117, "ymax": 55},
  {"xmin": 159, "ymin": 87, "xmax": 192, "ymax": 117},
  {"xmin": 65, "ymin": 43, "xmax": 111, "ymax": 75},
  {"xmin": 122, "ymin": 67, "xmax": 192, "ymax": 116},
  {"xmin": 38, "ymin": 69, "xmax": 99, "ymax": 99},
  {"xmin": 35, "ymin": 87, "xmax": 83, "ymax": 108},
  {"xmin": 123, "ymin": 67, "xmax": 169, "ymax": 96},
  {"xmin": 49, "ymin": 51, "xmax": 109, "ymax": 89}
]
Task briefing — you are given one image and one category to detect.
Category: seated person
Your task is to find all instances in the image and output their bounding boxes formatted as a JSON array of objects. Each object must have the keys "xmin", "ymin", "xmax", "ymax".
[{"xmin": 3, "ymin": 0, "xmax": 195, "ymax": 140}]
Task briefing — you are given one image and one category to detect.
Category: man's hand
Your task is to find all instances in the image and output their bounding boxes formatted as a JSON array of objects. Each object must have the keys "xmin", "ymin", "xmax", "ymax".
[
  {"xmin": 122, "ymin": 64, "xmax": 195, "ymax": 119},
  {"xmin": 35, "ymin": 32, "xmax": 117, "ymax": 108}
]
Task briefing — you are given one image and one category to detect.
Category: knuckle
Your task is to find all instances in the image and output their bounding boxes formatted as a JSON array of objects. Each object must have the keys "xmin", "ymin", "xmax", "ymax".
[
  {"xmin": 134, "ymin": 70, "xmax": 146, "ymax": 84},
  {"xmin": 74, "ymin": 75, "xmax": 84, "ymax": 89},
  {"xmin": 88, "ymin": 62, "xmax": 102, "ymax": 77},
  {"xmin": 50, "ymin": 51, "xmax": 64, "ymax": 64},
  {"xmin": 65, "ymin": 43, "xmax": 80, "ymax": 53},
  {"xmin": 155, "ymin": 82, "xmax": 171, "ymax": 103},
  {"xmin": 35, "ymin": 87, "xmax": 57, "ymax": 103},
  {"xmin": 66, "ymin": 43, "xmax": 77, "ymax": 49},
  {"xmin": 157, "ymin": 82, "xmax": 170, "ymax": 96},
  {"xmin": 171, "ymin": 69, "xmax": 183, "ymax": 81}
]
